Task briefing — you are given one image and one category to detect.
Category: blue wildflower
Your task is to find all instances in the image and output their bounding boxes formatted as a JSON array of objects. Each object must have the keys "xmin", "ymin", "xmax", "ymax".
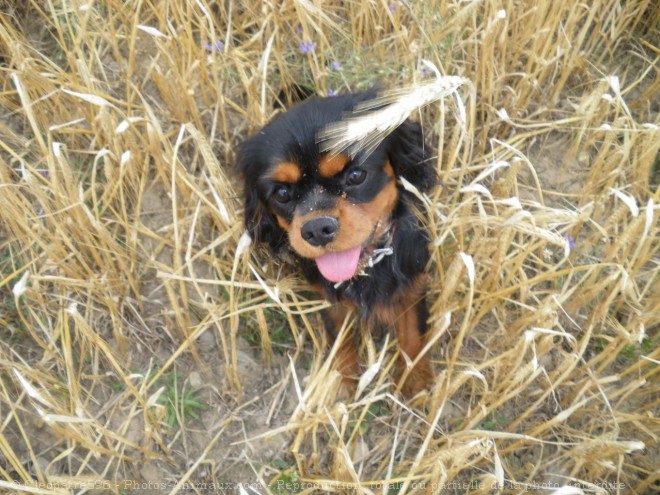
[
  {"xmin": 204, "ymin": 40, "xmax": 224, "ymax": 53},
  {"xmin": 563, "ymin": 234, "xmax": 576, "ymax": 251},
  {"xmin": 327, "ymin": 88, "xmax": 337, "ymax": 96},
  {"xmin": 299, "ymin": 40, "xmax": 316, "ymax": 54},
  {"xmin": 330, "ymin": 60, "xmax": 341, "ymax": 71},
  {"xmin": 389, "ymin": 2, "xmax": 398, "ymax": 13}
]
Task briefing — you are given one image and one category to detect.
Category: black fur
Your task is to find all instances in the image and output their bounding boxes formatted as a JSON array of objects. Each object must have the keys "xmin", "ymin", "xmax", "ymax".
[
  {"xmin": 236, "ymin": 90, "xmax": 435, "ymax": 252},
  {"xmin": 236, "ymin": 89, "xmax": 436, "ymax": 328}
]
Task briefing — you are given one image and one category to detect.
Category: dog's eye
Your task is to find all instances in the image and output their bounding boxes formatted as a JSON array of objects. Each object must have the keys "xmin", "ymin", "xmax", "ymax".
[
  {"xmin": 346, "ymin": 168, "xmax": 367, "ymax": 185},
  {"xmin": 273, "ymin": 185, "xmax": 291, "ymax": 203}
]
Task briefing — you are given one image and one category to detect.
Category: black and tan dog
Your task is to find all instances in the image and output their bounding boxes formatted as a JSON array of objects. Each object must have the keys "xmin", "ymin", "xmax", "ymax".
[{"xmin": 237, "ymin": 90, "xmax": 436, "ymax": 396}]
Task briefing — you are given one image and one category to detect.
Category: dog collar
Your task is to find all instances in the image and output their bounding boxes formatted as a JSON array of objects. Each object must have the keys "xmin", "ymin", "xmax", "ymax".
[{"xmin": 365, "ymin": 223, "xmax": 396, "ymax": 269}]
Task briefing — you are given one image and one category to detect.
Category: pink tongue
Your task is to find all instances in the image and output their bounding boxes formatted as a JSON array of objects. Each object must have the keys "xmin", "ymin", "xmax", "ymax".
[{"xmin": 315, "ymin": 246, "xmax": 362, "ymax": 283}]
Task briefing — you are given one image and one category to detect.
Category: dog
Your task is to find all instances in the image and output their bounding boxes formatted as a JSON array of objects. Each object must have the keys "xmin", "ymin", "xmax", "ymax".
[{"xmin": 237, "ymin": 90, "xmax": 436, "ymax": 396}]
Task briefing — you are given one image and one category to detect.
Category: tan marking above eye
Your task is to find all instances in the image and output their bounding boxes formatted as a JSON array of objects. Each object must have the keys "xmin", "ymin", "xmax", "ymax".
[
  {"xmin": 319, "ymin": 154, "xmax": 350, "ymax": 178},
  {"xmin": 383, "ymin": 161, "xmax": 395, "ymax": 178},
  {"xmin": 270, "ymin": 162, "xmax": 301, "ymax": 183}
]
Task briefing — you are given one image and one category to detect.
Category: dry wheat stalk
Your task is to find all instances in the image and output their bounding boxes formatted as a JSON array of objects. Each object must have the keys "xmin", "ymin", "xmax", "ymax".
[{"xmin": 319, "ymin": 62, "xmax": 468, "ymax": 159}]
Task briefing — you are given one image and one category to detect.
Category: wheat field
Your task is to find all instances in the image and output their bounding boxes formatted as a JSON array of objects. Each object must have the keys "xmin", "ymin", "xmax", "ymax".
[{"xmin": 0, "ymin": 1, "xmax": 658, "ymax": 494}]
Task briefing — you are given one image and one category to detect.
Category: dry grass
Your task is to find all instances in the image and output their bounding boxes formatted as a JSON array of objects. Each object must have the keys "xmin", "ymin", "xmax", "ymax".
[{"xmin": 0, "ymin": 1, "xmax": 658, "ymax": 493}]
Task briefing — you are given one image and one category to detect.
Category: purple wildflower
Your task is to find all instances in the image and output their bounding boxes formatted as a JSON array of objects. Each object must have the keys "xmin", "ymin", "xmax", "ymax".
[
  {"xmin": 296, "ymin": 25, "xmax": 303, "ymax": 34},
  {"xmin": 563, "ymin": 234, "xmax": 576, "ymax": 251},
  {"xmin": 204, "ymin": 40, "xmax": 224, "ymax": 53},
  {"xmin": 330, "ymin": 60, "xmax": 341, "ymax": 71},
  {"xmin": 327, "ymin": 88, "xmax": 337, "ymax": 96},
  {"xmin": 389, "ymin": 2, "xmax": 398, "ymax": 14},
  {"xmin": 420, "ymin": 66, "xmax": 433, "ymax": 78},
  {"xmin": 299, "ymin": 40, "xmax": 316, "ymax": 54}
]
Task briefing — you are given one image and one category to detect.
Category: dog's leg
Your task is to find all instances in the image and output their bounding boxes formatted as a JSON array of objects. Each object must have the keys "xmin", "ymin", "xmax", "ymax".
[
  {"xmin": 393, "ymin": 292, "xmax": 434, "ymax": 396},
  {"xmin": 374, "ymin": 278, "xmax": 433, "ymax": 396},
  {"xmin": 321, "ymin": 302, "xmax": 360, "ymax": 392}
]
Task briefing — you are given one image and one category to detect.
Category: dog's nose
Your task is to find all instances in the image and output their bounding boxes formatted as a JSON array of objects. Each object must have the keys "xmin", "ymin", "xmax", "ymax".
[{"xmin": 301, "ymin": 216, "xmax": 339, "ymax": 247}]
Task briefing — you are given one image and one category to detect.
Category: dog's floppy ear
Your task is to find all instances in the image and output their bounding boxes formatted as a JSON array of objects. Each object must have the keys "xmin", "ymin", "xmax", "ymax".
[
  {"xmin": 235, "ymin": 141, "xmax": 287, "ymax": 251},
  {"xmin": 242, "ymin": 186, "xmax": 287, "ymax": 251},
  {"xmin": 386, "ymin": 119, "xmax": 437, "ymax": 194}
]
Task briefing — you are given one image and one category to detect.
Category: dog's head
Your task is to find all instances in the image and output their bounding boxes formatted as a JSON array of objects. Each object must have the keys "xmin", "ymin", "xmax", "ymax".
[{"xmin": 236, "ymin": 90, "xmax": 435, "ymax": 283}]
